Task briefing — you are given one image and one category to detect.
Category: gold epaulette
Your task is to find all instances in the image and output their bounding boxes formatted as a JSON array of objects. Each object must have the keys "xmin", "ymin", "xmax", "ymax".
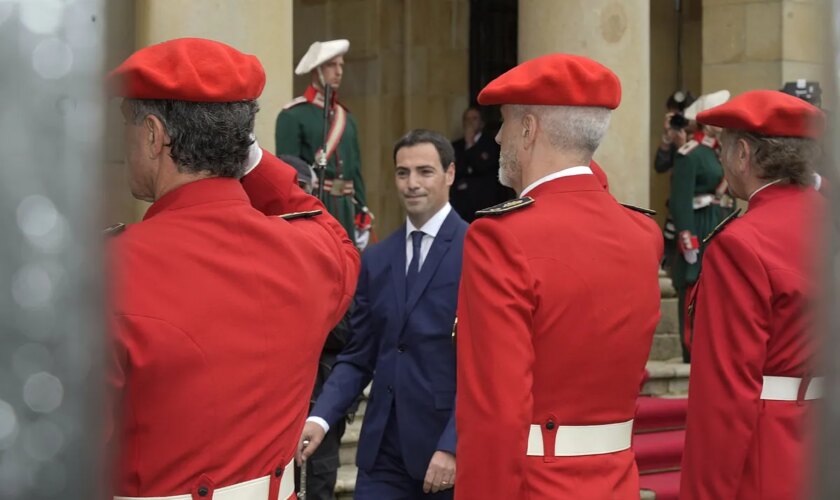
[
  {"xmin": 621, "ymin": 203, "xmax": 657, "ymax": 217},
  {"xmin": 475, "ymin": 197, "xmax": 535, "ymax": 218},
  {"xmin": 279, "ymin": 209, "xmax": 322, "ymax": 221},
  {"xmin": 702, "ymin": 209, "xmax": 741, "ymax": 245},
  {"xmin": 677, "ymin": 139, "xmax": 700, "ymax": 156},
  {"xmin": 104, "ymin": 223, "xmax": 126, "ymax": 237}
]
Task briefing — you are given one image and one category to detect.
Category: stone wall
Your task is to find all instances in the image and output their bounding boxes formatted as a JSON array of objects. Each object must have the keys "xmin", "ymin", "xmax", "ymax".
[
  {"xmin": 292, "ymin": 0, "xmax": 469, "ymax": 236},
  {"xmin": 518, "ymin": 0, "xmax": 652, "ymax": 207},
  {"xmin": 702, "ymin": 0, "xmax": 829, "ymax": 103}
]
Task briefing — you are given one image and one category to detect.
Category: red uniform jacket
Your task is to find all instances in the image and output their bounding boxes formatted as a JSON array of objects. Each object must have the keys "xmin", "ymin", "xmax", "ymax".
[
  {"xmin": 455, "ymin": 174, "xmax": 663, "ymax": 499},
  {"xmin": 108, "ymin": 156, "xmax": 359, "ymax": 497},
  {"xmin": 681, "ymin": 184, "xmax": 824, "ymax": 500}
]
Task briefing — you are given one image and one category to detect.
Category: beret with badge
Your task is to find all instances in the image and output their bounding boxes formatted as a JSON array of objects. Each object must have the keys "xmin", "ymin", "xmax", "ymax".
[
  {"xmin": 107, "ymin": 37, "xmax": 265, "ymax": 102},
  {"xmin": 477, "ymin": 53, "xmax": 621, "ymax": 109},
  {"xmin": 696, "ymin": 89, "xmax": 825, "ymax": 139}
]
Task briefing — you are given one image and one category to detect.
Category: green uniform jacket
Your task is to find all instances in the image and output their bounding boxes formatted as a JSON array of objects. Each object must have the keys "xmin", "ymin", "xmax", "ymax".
[
  {"xmin": 275, "ymin": 93, "xmax": 367, "ymax": 239},
  {"xmin": 670, "ymin": 138, "xmax": 728, "ymax": 289}
]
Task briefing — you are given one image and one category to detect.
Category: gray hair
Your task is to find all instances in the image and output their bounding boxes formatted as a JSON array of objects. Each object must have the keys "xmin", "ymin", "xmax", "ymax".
[
  {"xmin": 126, "ymin": 99, "xmax": 259, "ymax": 178},
  {"xmin": 720, "ymin": 129, "xmax": 819, "ymax": 187},
  {"xmin": 509, "ymin": 105, "xmax": 612, "ymax": 155}
]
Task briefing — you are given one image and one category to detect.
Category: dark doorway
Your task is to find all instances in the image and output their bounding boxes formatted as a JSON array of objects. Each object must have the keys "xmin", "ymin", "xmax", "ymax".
[{"xmin": 469, "ymin": 0, "xmax": 518, "ymax": 129}]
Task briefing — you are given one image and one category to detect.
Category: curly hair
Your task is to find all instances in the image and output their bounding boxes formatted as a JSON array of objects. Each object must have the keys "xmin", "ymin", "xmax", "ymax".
[
  {"xmin": 721, "ymin": 129, "xmax": 820, "ymax": 187},
  {"xmin": 126, "ymin": 99, "xmax": 258, "ymax": 178}
]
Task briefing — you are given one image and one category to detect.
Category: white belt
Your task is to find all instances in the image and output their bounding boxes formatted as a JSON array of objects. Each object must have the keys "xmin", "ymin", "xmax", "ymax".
[
  {"xmin": 761, "ymin": 376, "xmax": 823, "ymax": 401},
  {"xmin": 692, "ymin": 194, "xmax": 716, "ymax": 209},
  {"xmin": 114, "ymin": 459, "xmax": 295, "ymax": 500},
  {"xmin": 526, "ymin": 419, "xmax": 633, "ymax": 457}
]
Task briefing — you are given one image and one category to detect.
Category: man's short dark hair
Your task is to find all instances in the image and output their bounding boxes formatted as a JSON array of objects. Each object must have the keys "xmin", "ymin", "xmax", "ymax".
[
  {"xmin": 126, "ymin": 99, "xmax": 258, "ymax": 178},
  {"xmin": 392, "ymin": 129, "xmax": 455, "ymax": 170}
]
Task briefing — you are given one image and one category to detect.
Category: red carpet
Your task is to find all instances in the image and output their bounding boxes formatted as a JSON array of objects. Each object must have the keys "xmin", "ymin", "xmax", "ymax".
[
  {"xmin": 634, "ymin": 396, "xmax": 688, "ymax": 432},
  {"xmin": 639, "ymin": 470, "xmax": 680, "ymax": 500},
  {"xmin": 634, "ymin": 396, "xmax": 687, "ymax": 499},
  {"xmin": 633, "ymin": 429, "xmax": 685, "ymax": 472}
]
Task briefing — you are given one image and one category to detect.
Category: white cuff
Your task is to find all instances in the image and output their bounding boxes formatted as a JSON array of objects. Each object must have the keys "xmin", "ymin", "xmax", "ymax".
[{"xmin": 306, "ymin": 416, "xmax": 330, "ymax": 433}]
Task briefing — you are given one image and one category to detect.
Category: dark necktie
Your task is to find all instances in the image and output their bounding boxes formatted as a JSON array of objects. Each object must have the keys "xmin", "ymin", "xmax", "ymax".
[{"xmin": 406, "ymin": 230, "xmax": 425, "ymax": 297}]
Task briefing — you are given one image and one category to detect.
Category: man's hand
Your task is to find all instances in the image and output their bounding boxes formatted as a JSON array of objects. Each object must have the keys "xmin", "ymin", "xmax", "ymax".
[
  {"xmin": 663, "ymin": 111, "xmax": 675, "ymax": 132},
  {"xmin": 423, "ymin": 450, "xmax": 456, "ymax": 493},
  {"xmin": 296, "ymin": 421, "xmax": 327, "ymax": 465},
  {"xmin": 668, "ymin": 127, "xmax": 688, "ymax": 148}
]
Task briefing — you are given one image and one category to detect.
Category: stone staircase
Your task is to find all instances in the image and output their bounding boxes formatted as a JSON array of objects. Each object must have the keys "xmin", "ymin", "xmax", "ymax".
[{"xmin": 331, "ymin": 270, "xmax": 689, "ymax": 499}]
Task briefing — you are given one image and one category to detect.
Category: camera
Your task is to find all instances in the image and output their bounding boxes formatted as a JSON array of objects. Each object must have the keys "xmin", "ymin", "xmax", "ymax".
[
  {"xmin": 669, "ymin": 113, "xmax": 690, "ymax": 130},
  {"xmin": 780, "ymin": 80, "xmax": 822, "ymax": 108}
]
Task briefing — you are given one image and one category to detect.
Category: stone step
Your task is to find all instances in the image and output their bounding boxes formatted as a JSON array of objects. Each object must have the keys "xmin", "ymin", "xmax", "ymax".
[
  {"xmin": 642, "ymin": 360, "xmax": 690, "ymax": 397},
  {"xmin": 335, "ymin": 464, "xmax": 357, "ymax": 500},
  {"xmin": 650, "ymin": 297, "xmax": 681, "ymax": 361}
]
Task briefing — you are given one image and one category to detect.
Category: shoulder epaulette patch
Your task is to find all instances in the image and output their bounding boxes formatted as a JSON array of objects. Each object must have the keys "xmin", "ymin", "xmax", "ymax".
[
  {"xmin": 702, "ymin": 209, "xmax": 741, "ymax": 245},
  {"xmin": 621, "ymin": 203, "xmax": 657, "ymax": 217},
  {"xmin": 475, "ymin": 197, "xmax": 535, "ymax": 218},
  {"xmin": 677, "ymin": 139, "xmax": 699, "ymax": 156},
  {"xmin": 103, "ymin": 223, "xmax": 126, "ymax": 237},
  {"xmin": 279, "ymin": 209, "xmax": 322, "ymax": 221},
  {"xmin": 282, "ymin": 96, "xmax": 307, "ymax": 110}
]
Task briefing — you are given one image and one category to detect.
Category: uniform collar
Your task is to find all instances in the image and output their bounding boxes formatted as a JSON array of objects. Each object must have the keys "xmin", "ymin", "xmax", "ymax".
[
  {"xmin": 748, "ymin": 178, "xmax": 785, "ymax": 201},
  {"xmin": 406, "ymin": 203, "xmax": 452, "ymax": 239},
  {"xmin": 143, "ymin": 177, "xmax": 250, "ymax": 221},
  {"xmin": 520, "ymin": 166, "xmax": 593, "ymax": 197},
  {"xmin": 304, "ymin": 84, "xmax": 341, "ymax": 109}
]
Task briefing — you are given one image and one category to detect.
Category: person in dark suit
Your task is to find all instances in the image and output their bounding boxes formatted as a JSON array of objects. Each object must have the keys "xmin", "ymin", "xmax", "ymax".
[
  {"xmin": 450, "ymin": 106, "xmax": 514, "ymax": 222},
  {"xmin": 297, "ymin": 129, "xmax": 467, "ymax": 499}
]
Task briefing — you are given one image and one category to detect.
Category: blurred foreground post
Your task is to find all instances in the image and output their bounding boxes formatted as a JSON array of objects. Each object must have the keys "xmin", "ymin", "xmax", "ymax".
[{"xmin": 0, "ymin": 1, "xmax": 105, "ymax": 498}]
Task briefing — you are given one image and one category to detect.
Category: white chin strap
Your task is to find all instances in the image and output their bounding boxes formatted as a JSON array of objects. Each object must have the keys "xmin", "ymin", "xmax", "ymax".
[{"xmin": 316, "ymin": 67, "xmax": 326, "ymax": 89}]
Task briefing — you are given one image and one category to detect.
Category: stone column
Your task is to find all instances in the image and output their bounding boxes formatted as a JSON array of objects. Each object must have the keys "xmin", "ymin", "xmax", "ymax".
[
  {"xmin": 518, "ymin": 0, "xmax": 651, "ymax": 206},
  {"xmin": 135, "ymin": 0, "xmax": 294, "ymax": 150},
  {"xmin": 702, "ymin": 0, "xmax": 829, "ymax": 102}
]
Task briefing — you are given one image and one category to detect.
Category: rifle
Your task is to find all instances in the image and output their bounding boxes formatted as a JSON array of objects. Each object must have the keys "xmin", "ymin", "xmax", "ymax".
[{"xmin": 314, "ymin": 84, "xmax": 332, "ymax": 202}]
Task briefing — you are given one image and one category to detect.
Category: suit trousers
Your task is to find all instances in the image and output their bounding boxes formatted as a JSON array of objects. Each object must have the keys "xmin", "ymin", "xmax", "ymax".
[{"xmin": 354, "ymin": 404, "xmax": 454, "ymax": 500}]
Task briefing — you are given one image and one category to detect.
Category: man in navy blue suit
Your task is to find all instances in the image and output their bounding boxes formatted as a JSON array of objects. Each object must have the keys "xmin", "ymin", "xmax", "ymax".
[{"xmin": 297, "ymin": 129, "xmax": 467, "ymax": 499}]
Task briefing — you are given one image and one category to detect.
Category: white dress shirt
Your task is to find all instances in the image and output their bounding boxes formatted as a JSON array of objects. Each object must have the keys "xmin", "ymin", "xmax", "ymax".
[
  {"xmin": 405, "ymin": 203, "xmax": 452, "ymax": 273},
  {"xmin": 307, "ymin": 203, "xmax": 453, "ymax": 434},
  {"xmin": 519, "ymin": 166, "xmax": 593, "ymax": 197}
]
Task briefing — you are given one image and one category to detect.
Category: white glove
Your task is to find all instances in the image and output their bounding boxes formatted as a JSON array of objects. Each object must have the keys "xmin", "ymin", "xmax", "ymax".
[
  {"xmin": 683, "ymin": 248, "xmax": 699, "ymax": 265},
  {"xmin": 355, "ymin": 228, "xmax": 371, "ymax": 251}
]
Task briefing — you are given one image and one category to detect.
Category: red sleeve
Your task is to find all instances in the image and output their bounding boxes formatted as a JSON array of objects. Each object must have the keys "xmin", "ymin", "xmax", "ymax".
[
  {"xmin": 680, "ymin": 231, "xmax": 770, "ymax": 499},
  {"xmin": 455, "ymin": 219, "xmax": 535, "ymax": 499},
  {"xmin": 240, "ymin": 150, "xmax": 358, "ymax": 282}
]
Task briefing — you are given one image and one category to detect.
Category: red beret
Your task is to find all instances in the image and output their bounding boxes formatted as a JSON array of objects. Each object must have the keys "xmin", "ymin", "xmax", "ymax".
[
  {"xmin": 478, "ymin": 54, "xmax": 621, "ymax": 109},
  {"xmin": 107, "ymin": 38, "xmax": 265, "ymax": 102},
  {"xmin": 696, "ymin": 90, "xmax": 825, "ymax": 139}
]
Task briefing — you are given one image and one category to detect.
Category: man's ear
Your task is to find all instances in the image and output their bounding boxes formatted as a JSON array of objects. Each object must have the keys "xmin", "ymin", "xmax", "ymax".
[
  {"xmin": 144, "ymin": 115, "xmax": 168, "ymax": 158},
  {"xmin": 737, "ymin": 138, "xmax": 751, "ymax": 175},
  {"xmin": 445, "ymin": 162, "xmax": 456, "ymax": 185},
  {"xmin": 521, "ymin": 113, "xmax": 537, "ymax": 149}
]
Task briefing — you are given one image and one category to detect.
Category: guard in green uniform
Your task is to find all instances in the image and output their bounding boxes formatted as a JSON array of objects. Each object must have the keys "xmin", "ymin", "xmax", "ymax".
[
  {"xmin": 276, "ymin": 39, "xmax": 371, "ymax": 249},
  {"xmin": 671, "ymin": 90, "xmax": 733, "ymax": 362}
]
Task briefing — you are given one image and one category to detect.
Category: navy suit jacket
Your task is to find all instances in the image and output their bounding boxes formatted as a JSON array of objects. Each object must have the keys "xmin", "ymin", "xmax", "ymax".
[{"xmin": 312, "ymin": 208, "xmax": 467, "ymax": 480}]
